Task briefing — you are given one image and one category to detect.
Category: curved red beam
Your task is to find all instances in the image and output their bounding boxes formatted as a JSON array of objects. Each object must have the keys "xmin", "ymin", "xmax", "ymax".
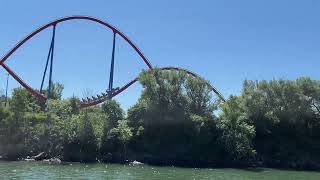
[
  {"xmin": 80, "ymin": 67, "xmax": 225, "ymax": 108},
  {"xmin": 80, "ymin": 78, "xmax": 138, "ymax": 108},
  {"xmin": 0, "ymin": 16, "xmax": 225, "ymax": 107},
  {"xmin": 160, "ymin": 67, "xmax": 226, "ymax": 102},
  {"xmin": 2, "ymin": 63, "xmax": 47, "ymax": 101},
  {"xmin": 0, "ymin": 16, "xmax": 153, "ymax": 102},
  {"xmin": 0, "ymin": 16, "xmax": 152, "ymax": 68}
]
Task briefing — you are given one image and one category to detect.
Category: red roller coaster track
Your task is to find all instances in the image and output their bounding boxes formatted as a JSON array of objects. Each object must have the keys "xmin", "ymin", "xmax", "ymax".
[{"xmin": 0, "ymin": 16, "xmax": 225, "ymax": 107}]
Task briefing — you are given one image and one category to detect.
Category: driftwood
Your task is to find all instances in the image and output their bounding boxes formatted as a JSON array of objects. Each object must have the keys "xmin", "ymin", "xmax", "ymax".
[{"xmin": 31, "ymin": 152, "xmax": 48, "ymax": 161}]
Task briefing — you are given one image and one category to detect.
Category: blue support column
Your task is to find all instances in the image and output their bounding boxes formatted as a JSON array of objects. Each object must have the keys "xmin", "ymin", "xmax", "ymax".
[
  {"xmin": 108, "ymin": 32, "xmax": 116, "ymax": 99},
  {"xmin": 40, "ymin": 27, "xmax": 55, "ymax": 93},
  {"xmin": 47, "ymin": 25, "xmax": 56, "ymax": 100}
]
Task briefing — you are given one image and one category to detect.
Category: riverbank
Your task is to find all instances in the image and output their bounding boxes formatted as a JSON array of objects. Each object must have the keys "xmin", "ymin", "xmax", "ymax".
[
  {"xmin": 1, "ymin": 153, "xmax": 320, "ymax": 171},
  {"xmin": 1, "ymin": 74, "xmax": 320, "ymax": 173},
  {"xmin": 1, "ymin": 161, "xmax": 320, "ymax": 180}
]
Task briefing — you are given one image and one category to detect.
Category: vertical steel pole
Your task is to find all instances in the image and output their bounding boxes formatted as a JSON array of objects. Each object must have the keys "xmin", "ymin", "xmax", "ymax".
[
  {"xmin": 40, "ymin": 28, "xmax": 54, "ymax": 93},
  {"xmin": 4, "ymin": 73, "xmax": 9, "ymax": 107},
  {"xmin": 47, "ymin": 25, "xmax": 56, "ymax": 100},
  {"xmin": 108, "ymin": 32, "xmax": 116, "ymax": 99}
]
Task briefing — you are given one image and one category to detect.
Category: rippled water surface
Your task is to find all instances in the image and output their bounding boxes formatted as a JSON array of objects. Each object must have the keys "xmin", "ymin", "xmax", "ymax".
[{"xmin": 1, "ymin": 161, "xmax": 320, "ymax": 180}]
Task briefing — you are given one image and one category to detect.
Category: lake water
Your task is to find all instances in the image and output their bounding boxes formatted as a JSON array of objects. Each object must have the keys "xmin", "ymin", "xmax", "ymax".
[{"xmin": 0, "ymin": 161, "xmax": 320, "ymax": 180}]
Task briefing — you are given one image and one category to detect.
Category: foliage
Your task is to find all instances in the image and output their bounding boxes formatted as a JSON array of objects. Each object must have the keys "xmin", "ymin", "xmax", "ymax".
[
  {"xmin": 126, "ymin": 69, "xmax": 221, "ymax": 165},
  {"xmin": 43, "ymin": 82, "xmax": 64, "ymax": 100},
  {"xmin": 218, "ymin": 96, "xmax": 256, "ymax": 162},
  {"xmin": 101, "ymin": 100, "xmax": 124, "ymax": 129},
  {"xmin": 1, "ymin": 77, "xmax": 320, "ymax": 170},
  {"xmin": 242, "ymin": 78, "xmax": 320, "ymax": 168},
  {"xmin": 100, "ymin": 100, "xmax": 126, "ymax": 161}
]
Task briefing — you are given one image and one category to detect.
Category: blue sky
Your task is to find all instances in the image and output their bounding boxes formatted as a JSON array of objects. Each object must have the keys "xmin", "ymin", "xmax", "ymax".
[{"xmin": 0, "ymin": 0, "xmax": 319, "ymax": 109}]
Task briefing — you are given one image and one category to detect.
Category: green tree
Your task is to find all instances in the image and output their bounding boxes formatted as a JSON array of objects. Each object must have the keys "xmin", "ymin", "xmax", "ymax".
[
  {"xmin": 43, "ymin": 82, "xmax": 64, "ymax": 100},
  {"xmin": 107, "ymin": 120, "xmax": 132, "ymax": 158},
  {"xmin": 10, "ymin": 87, "xmax": 41, "ymax": 114},
  {"xmin": 127, "ymin": 68, "xmax": 220, "ymax": 165},
  {"xmin": 102, "ymin": 100, "xmax": 124, "ymax": 129},
  {"xmin": 218, "ymin": 96, "xmax": 256, "ymax": 163},
  {"xmin": 79, "ymin": 112, "xmax": 98, "ymax": 162},
  {"xmin": 242, "ymin": 78, "xmax": 320, "ymax": 168},
  {"xmin": 101, "ymin": 100, "xmax": 126, "ymax": 161}
]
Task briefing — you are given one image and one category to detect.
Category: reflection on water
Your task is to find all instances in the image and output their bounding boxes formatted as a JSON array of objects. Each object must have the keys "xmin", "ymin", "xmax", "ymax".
[{"xmin": 0, "ymin": 161, "xmax": 320, "ymax": 180}]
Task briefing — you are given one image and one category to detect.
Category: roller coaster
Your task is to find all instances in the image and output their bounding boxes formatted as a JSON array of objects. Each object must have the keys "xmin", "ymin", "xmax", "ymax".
[{"xmin": 0, "ymin": 16, "xmax": 225, "ymax": 108}]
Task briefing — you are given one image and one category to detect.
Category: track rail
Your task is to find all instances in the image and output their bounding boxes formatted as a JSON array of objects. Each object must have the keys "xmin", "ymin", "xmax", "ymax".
[
  {"xmin": 80, "ymin": 67, "xmax": 225, "ymax": 107},
  {"xmin": 0, "ymin": 16, "xmax": 225, "ymax": 107},
  {"xmin": 0, "ymin": 16, "xmax": 152, "ymax": 103}
]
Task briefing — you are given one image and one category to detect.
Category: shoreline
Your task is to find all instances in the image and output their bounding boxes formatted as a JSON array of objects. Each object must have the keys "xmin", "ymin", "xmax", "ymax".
[{"xmin": 1, "ymin": 157, "xmax": 320, "ymax": 172}]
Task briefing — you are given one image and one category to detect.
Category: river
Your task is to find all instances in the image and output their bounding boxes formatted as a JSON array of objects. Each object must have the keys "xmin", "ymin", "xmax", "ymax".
[{"xmin": 0, "ymin": 161, "xmax": 320, "ymax": 179}]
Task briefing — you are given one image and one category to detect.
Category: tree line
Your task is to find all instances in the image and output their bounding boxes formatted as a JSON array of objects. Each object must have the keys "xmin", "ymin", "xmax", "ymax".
[{"xmin": 0, "ymin": 68, "xmax": 319, "ymax": 170}]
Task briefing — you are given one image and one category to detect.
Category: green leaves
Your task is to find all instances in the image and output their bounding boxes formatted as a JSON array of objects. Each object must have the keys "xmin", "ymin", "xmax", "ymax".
[
  {"xmin": 102, "ymin": 100, "xmax": 124, "ymax": 129},
  {"xmin": 125, "ymin": 68, "xmax": 220, "ymax": 161},
  {"xmin": 10, "ymin": 87, "xmax": 41, "ymax": 114},
  {"xmin": 218, "ymin": 96, "xmax": 256, "ymax": 162},
  {"xmin": 1, "ymin": 75, "xmax": 320, "ymax": 168},
  {"xmin": 242, "ymin": 78, "xmax": 320, "ymax": 168},
  {"xmin": 106, "ymin": 120, "xmax": 133, "ymax": 149}
]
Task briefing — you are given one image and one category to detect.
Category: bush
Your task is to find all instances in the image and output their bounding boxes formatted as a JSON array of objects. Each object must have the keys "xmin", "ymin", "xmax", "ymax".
[{"xmin": 1, "ymin": 77, "xmax": 320, "ymax": 169}]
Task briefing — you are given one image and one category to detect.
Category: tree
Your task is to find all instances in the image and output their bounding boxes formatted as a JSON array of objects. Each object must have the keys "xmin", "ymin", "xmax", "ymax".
[
  {"xmin": 218, "ymin": 96, "xmax": 256, "ymax": 163},
  {"xmin": 100, "ymin": 100, "xmax": 126, "ymax": 161},
  {"xmin": 79, "ymin": 112, "xmax": 98, "ymax": 162},
  {"xmin": 108, "ymin": 120, "xmax": 132, "ymax": 158},
  {"xmin": 10, "ymin": 87, "xmax": 41, "ymax": 114},
  {"xmin": 45, "ymin": 82, "xmax": 64, "ymax": 100},
  {"xmin": 242, "ymin": 78, "xmax": 320, "ymax": 168},
  {"xmin": 127, "ymin": 68, "xmax": 220, "ymax": 165},
  {"xmin": 102, "ymin": 100, "xmax": 124, "ymax": 129}
]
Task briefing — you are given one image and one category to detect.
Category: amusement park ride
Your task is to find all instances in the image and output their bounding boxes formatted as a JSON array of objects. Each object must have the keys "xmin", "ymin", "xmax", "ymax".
[{"xmin": 0, "ymin": 16, "xmax": 225, "ymax": 108}]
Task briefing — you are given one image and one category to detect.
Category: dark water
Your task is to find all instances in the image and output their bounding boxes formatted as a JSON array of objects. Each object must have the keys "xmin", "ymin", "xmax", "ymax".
[{"xmin": 0, "ymin": 161, "xmax": 320, "ymax": 180}]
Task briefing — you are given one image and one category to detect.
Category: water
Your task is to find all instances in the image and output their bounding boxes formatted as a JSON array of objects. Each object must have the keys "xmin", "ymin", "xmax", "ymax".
[{"xmin": 0, "ymin": 161, "xmax": 320, "ymax": 180}]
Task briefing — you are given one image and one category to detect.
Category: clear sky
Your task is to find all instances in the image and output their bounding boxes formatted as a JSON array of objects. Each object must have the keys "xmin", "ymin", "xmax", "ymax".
[{"xmin": 0, "ymin": 0, "xmax": 319, "ymax": 109}]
